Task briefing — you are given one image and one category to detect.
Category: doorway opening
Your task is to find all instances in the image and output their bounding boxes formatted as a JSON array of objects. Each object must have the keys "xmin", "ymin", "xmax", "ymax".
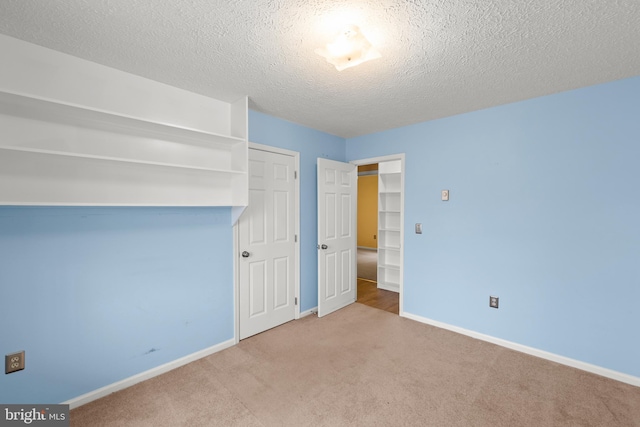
[{"xmin": 354, "ymin": 156, "xmax": 404, "ymax": 315}]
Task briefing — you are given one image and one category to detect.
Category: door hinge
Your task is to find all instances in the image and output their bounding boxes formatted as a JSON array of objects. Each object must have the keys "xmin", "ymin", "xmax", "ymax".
[
  {"xmin": 294, "ymin": 171, "xmax": 298, "ymax": 179},
  {"xmin": 295, "ymin": 234, "xmax": 298, "ymax": 242},
  {"xmin": 295, "ymin": 297, "xmax": 298, "ymax": 306}
]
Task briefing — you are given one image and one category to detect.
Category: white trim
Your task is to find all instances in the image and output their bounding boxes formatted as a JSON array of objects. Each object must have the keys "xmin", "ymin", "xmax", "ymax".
[
  {"xmin": 63, "ymin": 339, "xmax": 235, "ymax": 409},
  {"xmin": 299, "ymin": 307, "xmax": 318, "ymax": 318},
  {"xmin": 351, "ymin": 154, "xmax": 405, "ymax": 316},
  {"xmin": 351, "ymin": 154, "xmax": 405, "ymax": 167},
  {"xmin": 402, "ymin": 312, "xmax": 640, "ymax": 388},
  {"xmin": 249, "ymin": 142, "xmax": 296, "ymax": 157},
  {"xmin": 233, "ymin": 222, "xmax": 240, "ymax": 344},
  {"xmin": 293, "ymin": 152, "xmax": 301, "ymax": 320}
]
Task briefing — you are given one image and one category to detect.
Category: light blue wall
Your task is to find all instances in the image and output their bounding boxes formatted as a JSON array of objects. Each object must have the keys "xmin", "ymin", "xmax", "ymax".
[
  {"xmin": 346, "ymin": 76, "xmax": 640, "ymax": 378},
  {"xmin": 249, "ymin": 110, "xmax": 346, "ymax": 311},
  {"xmin": 3, "ymin": 77, "xmax": 637, "ymax": 406},
  {"xmin": 0, "ymin": 206, "xmax": 234, "ymax": 404}
]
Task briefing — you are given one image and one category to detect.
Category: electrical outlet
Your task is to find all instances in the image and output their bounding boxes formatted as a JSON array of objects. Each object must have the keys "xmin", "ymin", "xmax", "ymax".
[
  {"xmin": 489, "ymin": 296, "xmax": 499, "ymax": 309},
  {"xmin": 5, "ymin": 351, "xmax": 25, "ymax": 374},
  {"xmin": 441, "ymin": 190, "xmax": 449, "ymax": 201}
]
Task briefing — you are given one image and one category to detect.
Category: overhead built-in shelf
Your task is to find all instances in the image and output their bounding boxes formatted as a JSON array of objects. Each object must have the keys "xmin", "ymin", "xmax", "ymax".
[
  {"xmin": 0, "ymin": 148, "xmax": 246, "ymax": 206},
  {"xmin": 0, "ymin": 35, "xmax": 248, "ymax": 212},
  {"xmin": 0, "ymin": 90, "xmax": 248, "ymax": 208},
  {"xmin": 0, "ymin": 145, "xmax": 245, "ymax": 175},
  {"xmin": 0, "ymin": 90, "xmax": 245, "ymax": 148}
]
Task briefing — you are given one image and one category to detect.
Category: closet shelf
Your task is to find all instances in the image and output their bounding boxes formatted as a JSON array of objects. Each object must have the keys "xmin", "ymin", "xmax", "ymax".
[
  {"xmin": 378, "ymin": 277, "xmax": 400, "ymax": 287},
  {"xmin": 379, "ymin": 244, "xmax": 401, "ymax": 250},
  {"xmin": 378, "ymin": 264, "xmax": 401, "ymax": 271},
  {"xmin": 0, "ymin": 90, "xmax": 245, "ymax": 147},
  {"xmin": 377, "ymin": 159, "xmax": 403, "ymax": 292}
]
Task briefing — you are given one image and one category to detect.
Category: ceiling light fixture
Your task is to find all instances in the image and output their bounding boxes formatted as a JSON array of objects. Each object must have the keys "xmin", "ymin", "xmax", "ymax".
[{"xmin": 315, "ymin": 25, "xmax": 381, "ymax": 71}]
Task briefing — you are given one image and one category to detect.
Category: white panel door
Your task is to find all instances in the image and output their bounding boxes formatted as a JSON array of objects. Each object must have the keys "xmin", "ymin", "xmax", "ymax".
[
  {"xmin": 317, "ymin": 158, "xmax": 357, "ymax": 317},
  {"xmin": 239, "ymin": 149, "xmax": 296, "ymax": 339}
]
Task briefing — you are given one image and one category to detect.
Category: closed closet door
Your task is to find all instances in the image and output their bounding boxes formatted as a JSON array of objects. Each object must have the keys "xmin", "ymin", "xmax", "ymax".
[{"xmin": 238, "ymin": 148, "xmax": 296, "ymax": 339}]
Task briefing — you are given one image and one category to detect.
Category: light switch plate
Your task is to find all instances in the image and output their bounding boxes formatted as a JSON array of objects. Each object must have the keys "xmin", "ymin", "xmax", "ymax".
[
  {"xmin": 441, "ymin": 190, "xmax": 449, "ymax": 201},
  {"xmin": 489, "ymin": 296, "xmax": 499, "ymax": 309},
  {"xmin": 415, "ymin": 223, "xmax": 422, "ymax": 234}
]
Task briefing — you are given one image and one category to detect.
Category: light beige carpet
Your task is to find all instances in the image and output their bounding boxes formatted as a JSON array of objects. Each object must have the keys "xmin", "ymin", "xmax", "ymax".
[{"xmin": 71, "ymin": 304, "xmax": 640, "ymax": 426}]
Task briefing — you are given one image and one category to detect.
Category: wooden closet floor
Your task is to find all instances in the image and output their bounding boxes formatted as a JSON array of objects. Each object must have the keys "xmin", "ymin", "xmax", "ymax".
[{"xmin": 356, "ymin": 278, "xmax": 399, "ymax": 315}]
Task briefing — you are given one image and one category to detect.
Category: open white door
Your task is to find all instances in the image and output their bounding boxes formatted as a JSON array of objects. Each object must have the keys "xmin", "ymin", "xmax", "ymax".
[
  {"xmin": 238, "ymin": 148, "xmax": 296, "ymax": 339},
  {"xmin": 317, "ymin": 158, "xmax": 357, "ymax": 317}
]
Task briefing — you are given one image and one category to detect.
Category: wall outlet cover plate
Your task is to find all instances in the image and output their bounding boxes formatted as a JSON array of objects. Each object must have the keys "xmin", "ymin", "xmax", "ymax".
[{"xmin": 5, "ymin": 351, "xmax": 25, "ymax": 374}]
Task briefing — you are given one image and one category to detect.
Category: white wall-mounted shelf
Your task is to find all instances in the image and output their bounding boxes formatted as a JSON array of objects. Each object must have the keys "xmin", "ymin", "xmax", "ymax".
[
  {"xmin": 0, "ymin": 145, "xmax": 246, "ymax": 175},
  {"xmin": 0, "ymin": 36, "xmax": 248, "ymax": 209},
  {"xmin": 0, "ymin": 90, "xmax": 246, "ymax": 148}
]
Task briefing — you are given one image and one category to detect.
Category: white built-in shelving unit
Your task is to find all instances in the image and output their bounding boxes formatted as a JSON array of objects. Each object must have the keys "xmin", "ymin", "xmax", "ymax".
[
  {"xmin": 377, "ymin": 160, "xmax": 403, "ymax": 292},
  {"xmin": 0, "ymin": 34, "xmax": 248, "ymax": 208}
]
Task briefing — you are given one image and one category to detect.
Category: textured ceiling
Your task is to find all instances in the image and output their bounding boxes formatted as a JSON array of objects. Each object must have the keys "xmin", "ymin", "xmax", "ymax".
[{"xmin": 0, "ymin": 1, "xmax": 639, "ymax": 138}]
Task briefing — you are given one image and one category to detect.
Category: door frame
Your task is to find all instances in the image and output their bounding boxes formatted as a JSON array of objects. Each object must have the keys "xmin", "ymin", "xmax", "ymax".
[
  {"xmin": 350, "ymin": 153, "xmax": 405, "ymax": 316},
  {"xmin": 233, "ymin": 142, "xmax": 301, "ymax": 344}
]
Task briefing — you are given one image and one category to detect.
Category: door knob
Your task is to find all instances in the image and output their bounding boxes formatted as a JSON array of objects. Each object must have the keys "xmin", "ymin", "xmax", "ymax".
[
  {"xmin": 241, "ymin": 251, "xmax": 250, "ymax": 258},
  {"xmin": 321, "ymin": 244, "xmax": 328, "ymax": 250}
]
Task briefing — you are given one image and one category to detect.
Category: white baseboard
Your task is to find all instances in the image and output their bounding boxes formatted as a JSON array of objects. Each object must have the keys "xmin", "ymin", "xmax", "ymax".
[
  {"xmin": 299, "ymin": 307, "xmax": 318, "ymax": 318},
  {"xmin": 401, "ymin": 312, "xmax": 640, "ymax": 388},
  {"xmin": 357, "ymin": 246, "xmax": 377, "ymax": 251},
  {"xmin": 63, "ymin": 338, "xmax": 236, "ymax": 409}
]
